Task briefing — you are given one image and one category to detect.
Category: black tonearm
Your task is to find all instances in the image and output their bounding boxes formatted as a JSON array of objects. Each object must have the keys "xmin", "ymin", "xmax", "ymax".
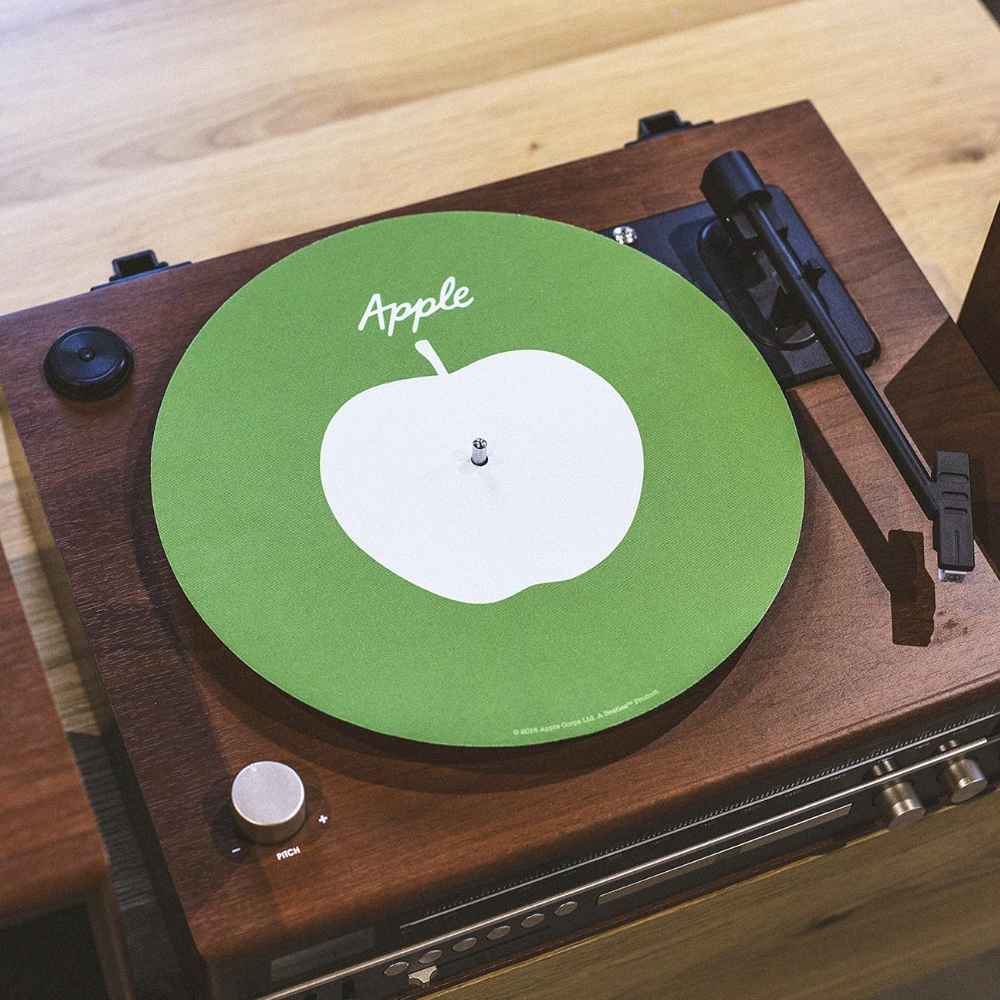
[{"xmin": 700, "ymin": 151, "xmax": 974, "ymax": 582}]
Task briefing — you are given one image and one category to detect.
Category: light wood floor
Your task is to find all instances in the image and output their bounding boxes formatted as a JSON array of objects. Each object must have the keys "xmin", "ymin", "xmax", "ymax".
[{"xmin": 2, "ymin": 1, "xmax": 1000, "ymax": 997}]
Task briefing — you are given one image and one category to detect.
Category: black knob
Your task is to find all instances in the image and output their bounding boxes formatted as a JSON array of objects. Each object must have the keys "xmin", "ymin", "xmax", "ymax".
[
  {"xmin": 700, "ymin": 150, "xmax": 769, "ymax": 220},
  {"xmin": 44, "ymin": 327, "xmax": 133, "ymax": 401}
]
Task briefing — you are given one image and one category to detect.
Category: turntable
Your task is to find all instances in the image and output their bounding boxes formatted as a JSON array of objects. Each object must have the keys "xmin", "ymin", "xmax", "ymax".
[{"xmin": 2, "ymin": 101, "xmax": 1000, "ymax": 999}]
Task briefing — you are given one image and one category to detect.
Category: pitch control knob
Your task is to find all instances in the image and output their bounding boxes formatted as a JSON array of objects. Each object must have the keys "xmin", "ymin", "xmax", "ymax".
[
  {"xmin": 231, "ymin": 761, "xmax": 306, "ymax": 844},
  {"xmin": 878, "ymin": 780, "xmax": 925, "ymax": 830},
  {"xmin": 942, "ymin": 757, "xmax": 988, "ymax": 804}
]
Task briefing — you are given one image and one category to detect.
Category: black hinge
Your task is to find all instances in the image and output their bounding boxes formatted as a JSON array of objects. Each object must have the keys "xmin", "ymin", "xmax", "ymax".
[
  {"xmin": 90, "ymin": 249, "xmax": 189, "ymax": 291},
  {"xmin": 626, "ymin": 110, "xmax": 713, "ymax": 147}
]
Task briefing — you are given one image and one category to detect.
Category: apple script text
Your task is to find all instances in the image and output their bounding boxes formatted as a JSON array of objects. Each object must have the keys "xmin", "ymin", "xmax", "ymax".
[{"xmin": 357, "ymin": 276, "xmax": 474, "ymax": 337}]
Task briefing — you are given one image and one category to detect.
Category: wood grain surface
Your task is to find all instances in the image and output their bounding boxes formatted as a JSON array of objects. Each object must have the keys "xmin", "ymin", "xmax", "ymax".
[
  {"xmin": 960, "ymin": 203, "xmax": 1000, "ymax": 382},
  {"xmin": 2, "ymin": 2, "xmax": 1000, "ymax": 999},
  {"xmin": 0, "ymin": 541, "xmax": 106, "ymax": 922},
  {"xmin": 0, "ymin": 541, "xmax": 133, "ymax": 999},
  {"xmin": 0, "ymin": 0, "xmax": 998, "ymax": 324}
]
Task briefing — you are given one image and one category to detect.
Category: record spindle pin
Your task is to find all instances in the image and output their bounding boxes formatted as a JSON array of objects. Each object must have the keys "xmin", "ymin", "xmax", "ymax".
[{"xmin": 471, "ymin": 438, "xmax": 488, "ymax": 466}]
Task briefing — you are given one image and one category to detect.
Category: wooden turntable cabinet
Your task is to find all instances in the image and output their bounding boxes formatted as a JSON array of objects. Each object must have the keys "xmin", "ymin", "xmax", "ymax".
[{"xmin": 2, "ymin": 101, "xmax": 1000, "ymax": 1000}]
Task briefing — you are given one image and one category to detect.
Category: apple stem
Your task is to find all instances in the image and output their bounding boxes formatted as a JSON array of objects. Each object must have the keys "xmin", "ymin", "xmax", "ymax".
[{"xmin": 415, "ymin": 339, "xmax": 449, "ymax": 377}]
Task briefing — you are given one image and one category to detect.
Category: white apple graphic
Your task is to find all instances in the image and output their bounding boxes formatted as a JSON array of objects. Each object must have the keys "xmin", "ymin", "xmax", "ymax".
[{"xmin": 320, "ymin": 339, "xmax": 644, "ymax": 604}]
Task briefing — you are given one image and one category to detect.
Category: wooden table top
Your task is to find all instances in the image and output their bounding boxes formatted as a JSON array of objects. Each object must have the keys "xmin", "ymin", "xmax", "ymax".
[{"xmin": 1, "ymin": 1, "xmax": 998, "ymax": 997}]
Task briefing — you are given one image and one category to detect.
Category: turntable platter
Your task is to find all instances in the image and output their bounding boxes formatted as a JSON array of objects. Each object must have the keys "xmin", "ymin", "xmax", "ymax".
[{"xmin": 151, "ymin": 211, "xmax": 803, "ymax": 746}]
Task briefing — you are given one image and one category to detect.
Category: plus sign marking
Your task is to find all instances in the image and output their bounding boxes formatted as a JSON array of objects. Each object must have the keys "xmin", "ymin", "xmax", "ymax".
[{"xmin": 318, "ymin": 814, "xmax": 329, "ymax": 825}]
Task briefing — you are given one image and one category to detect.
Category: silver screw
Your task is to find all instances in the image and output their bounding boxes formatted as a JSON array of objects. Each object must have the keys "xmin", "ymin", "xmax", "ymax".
[
  {"xmin": 611, "ymin": 225, "xmax": 638, "ymax": 246},
  {"xmin": 471, "ymin": 438, "xmax": 488, "ymax": 466}
]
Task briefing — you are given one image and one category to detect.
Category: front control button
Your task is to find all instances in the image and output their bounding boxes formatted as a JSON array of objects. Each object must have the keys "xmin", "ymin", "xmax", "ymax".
[
  {"xmin": 521, "ymin": 913, "xmax": 545, "ymax": 928},
  {"xmin": 418, "ymin": 949, "xmax": 442, "ymax": 965},
  {"xmin": 486, "ymin": 925, "xmax": 511, "ymax": 941},
  {"xmin": 409, "ymin": 967, "xmax": 439, "ymax": 987},
  {"xmin": 452, "ymin": 937, "xmax": 477, "ymax": 953},
  {"xmin": 231, "ymin": 761, "xmax": 306, "ymax": 844},
  {"xmin": 879, "ymin": 780, "xmax": 925, "ymax": 830},
  {"xmin": 554, "ymin": 901, "xmax": 578, "ymax": 916},
  {"xmin": 384, "ymin": 961, "xmax": 409, "ymax": 977},
  {"xmin": 943, "ymin": 757, "xmax": 988, "ymax": 803}
]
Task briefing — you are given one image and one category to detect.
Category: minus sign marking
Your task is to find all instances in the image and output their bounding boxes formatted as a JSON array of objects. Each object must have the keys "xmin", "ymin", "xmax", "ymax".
[{"xmin": 231, "ymin": 847, "xmax": 242, "ymax": 854}]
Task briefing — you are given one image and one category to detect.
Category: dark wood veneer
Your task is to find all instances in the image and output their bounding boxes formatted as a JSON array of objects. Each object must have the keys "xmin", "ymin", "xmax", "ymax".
[
  {"xmin": 959, "ymin": 201, "xmax": 1000, "ymax": 386},
  {"xmin": 0, "ymin": 544, "xmax": 132, "ymax": 997},
  {"xmin": 0, "ymin": 544, "xmax": 107, "ymax": 923},
  {"xmin": 3, "ymin": 102, "xmax": 1000, "ymax": 994}
]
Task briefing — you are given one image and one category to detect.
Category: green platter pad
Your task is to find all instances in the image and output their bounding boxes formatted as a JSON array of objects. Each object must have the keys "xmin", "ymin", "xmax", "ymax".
[{"xmin": 151, "ymin": 212, "xmax": 804, "ymax": 747}]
